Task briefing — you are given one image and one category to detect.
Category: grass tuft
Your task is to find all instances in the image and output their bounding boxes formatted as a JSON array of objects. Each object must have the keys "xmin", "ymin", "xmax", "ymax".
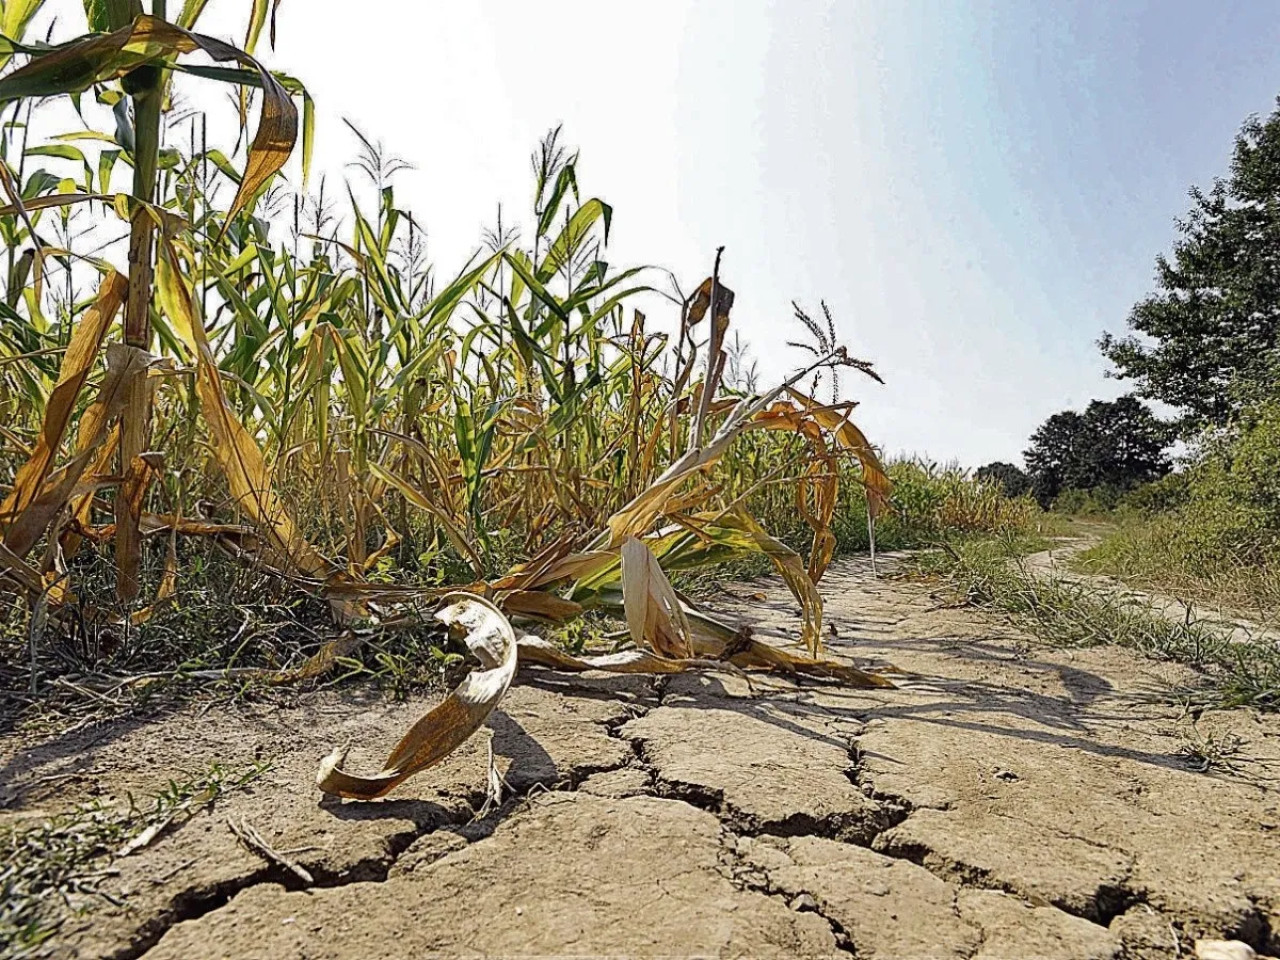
[{"xmin": 0, "ymin": 760, "xmax": 270, "ymax": 956}]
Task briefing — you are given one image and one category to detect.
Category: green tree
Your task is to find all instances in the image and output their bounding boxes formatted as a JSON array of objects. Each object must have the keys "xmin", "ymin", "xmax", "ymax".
[
  {"xmin": 1023, "ymin": 397, "xmax": 1172, "ymax": 507},
  {"xmin": 1100, "ymin": 98, "xmax": 1280, "ymax": 429},
  {"xmin": 974, "ymin": 461, "xmax": 1030, "ymax": 499}
]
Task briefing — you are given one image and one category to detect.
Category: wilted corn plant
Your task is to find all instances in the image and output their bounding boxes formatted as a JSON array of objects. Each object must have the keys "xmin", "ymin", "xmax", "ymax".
[{"xmin": 0, "ymin": 0, "xmax": 898, "ymax": 798}]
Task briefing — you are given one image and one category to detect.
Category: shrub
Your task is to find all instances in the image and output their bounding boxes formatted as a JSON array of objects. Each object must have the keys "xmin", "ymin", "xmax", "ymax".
[
  {"xmin": 1078, "ymin": 398, "xmax": 1280, "ymax": 609},
  {"xmin": 1052, "ymin": 486, "xmax": 1124, "ymax": 515},
  {"xmin": 1121, "ymin": 472, "xmax": 1192, "ymax": 515}
]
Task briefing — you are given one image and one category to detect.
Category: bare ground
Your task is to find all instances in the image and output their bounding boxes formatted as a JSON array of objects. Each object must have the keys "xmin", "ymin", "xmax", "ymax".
[{"xmin": 3, "ymin": 554, "xmax": 1280, "ymax": 959}]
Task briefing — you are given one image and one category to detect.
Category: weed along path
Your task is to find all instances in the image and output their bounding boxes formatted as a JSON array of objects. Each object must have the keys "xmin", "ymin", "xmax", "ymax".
[
  {"xmin": 1023, "ymin": 529, "xmax": 1280, "ymax": 649},
  {"xmin": 4, "ymin": 555, "xmax": 1280, "ymax": 960}
]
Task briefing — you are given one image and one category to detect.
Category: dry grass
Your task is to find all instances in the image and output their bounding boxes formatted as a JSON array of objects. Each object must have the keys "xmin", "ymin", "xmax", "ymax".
[{"xmin": 920, "ymin": 535, "xmax": 1280, "ymax": 712}]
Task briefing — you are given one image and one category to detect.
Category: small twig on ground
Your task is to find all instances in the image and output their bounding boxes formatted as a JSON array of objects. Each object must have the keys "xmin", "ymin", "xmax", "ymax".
[
  {"xmin": 474, "ymin": 737, "xmax": 512, "ymax": 821},
  {"xmin": 227, "ymin": 816, "xmax": 314, "ymax": 885},
  {"xmin": 150, "ymin": 857, "xmax": 198, "ymax": 885}
]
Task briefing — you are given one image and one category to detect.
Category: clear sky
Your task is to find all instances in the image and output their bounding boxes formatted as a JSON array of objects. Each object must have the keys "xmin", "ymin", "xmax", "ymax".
[{"xmin": 193, "ymin": 0, "xmax": 1280, "ymax": 467}]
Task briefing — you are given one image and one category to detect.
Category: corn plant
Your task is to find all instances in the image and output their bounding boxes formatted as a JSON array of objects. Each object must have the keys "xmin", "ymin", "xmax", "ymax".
[{"xmin": 0, "ymin": 0, "xmax": 902, "ymax": 714}]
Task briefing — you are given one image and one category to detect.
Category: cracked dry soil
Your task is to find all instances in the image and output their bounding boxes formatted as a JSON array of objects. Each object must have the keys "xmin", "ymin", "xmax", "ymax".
[{"xmin": 3, "ymin": 555, "xmax": 1280, "ymax": 959}]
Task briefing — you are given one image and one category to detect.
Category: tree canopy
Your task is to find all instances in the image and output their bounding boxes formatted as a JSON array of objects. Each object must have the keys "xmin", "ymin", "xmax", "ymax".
[
  {"xmin": 975, "ymin": 461, "xmax": 1031, "ymax": 499},
  {"xmin": 1023, "ymin": 397, "xmax": 1172, "ymax": 507},
  {"xmin": 1100, "ymin": 97, "xmax": 1280, "ymax": 429}
]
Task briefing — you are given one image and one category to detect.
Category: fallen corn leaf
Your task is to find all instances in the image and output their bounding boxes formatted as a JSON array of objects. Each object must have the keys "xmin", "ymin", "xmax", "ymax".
[
  {"xmin": 516, "ymin": 634, "xmax": 727, "ymax": 675},
  {"xmin": 621, "ymin": 536, "xmax": 693, "ymax": 659},
  {"xmin": 316, "ymin": 592, "xmax": 518, "ymax": 800}
]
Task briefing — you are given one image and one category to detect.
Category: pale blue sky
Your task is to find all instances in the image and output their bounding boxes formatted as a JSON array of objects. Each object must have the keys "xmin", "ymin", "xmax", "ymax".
[{"xmin": 198, "ymin": 0, "xmax": 1280, "ymax": 467}]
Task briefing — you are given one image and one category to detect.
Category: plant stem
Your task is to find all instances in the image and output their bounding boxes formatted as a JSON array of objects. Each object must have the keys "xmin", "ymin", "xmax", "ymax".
[{"xmin": 115, "ymin": 63, "xmax": 163, "ymax": 601}]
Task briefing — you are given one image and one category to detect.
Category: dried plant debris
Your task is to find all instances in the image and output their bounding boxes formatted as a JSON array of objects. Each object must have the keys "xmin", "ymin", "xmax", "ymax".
[
  {"xmin": 316, "ymin": 594, "xmax": 520, "ymax": 800},
  {"xmin": 316, "ymin": 579, "xmax": 892, "ymax": 801}
]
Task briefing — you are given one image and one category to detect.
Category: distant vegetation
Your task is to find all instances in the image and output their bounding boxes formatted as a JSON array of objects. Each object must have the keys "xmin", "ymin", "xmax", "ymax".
[
  {"xmin": 1075, "ymin": 400, "xmax": 1280, "ymax": 612},
  {"xmin": 755, "ymin": 457, "xmax": 1039, "ymax": 558},
  {"xmin": 1020, "ymin": 395, "xmax": 1172, "ymax": 508},
  {"xmin": 977, "ymin": 97, "xmax": 1280, "ymax": 615}
]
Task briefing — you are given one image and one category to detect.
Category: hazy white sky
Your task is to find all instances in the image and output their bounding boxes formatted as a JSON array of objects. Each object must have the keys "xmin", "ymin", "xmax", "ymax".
[{"xmin": 183, "ymin": 1, "xmax": 1280, "ymax": 466}]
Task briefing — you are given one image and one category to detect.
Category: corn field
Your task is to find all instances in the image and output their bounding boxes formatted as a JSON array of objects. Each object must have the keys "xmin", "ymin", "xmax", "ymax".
[{"xmin": 0, "ymin": 1, "xmax": 906, "ymax": 796}]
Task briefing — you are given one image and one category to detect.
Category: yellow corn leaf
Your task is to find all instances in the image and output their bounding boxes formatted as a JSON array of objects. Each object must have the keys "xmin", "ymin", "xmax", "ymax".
[
  {"xmin": 361, "ymin": 526, "xmax": 401, "ymax": 574},
  {"xmin": 0, "ymin": 269, "xmax": 127, "ymax": 532},
  {"xmin": 602, "ymin": 466, "xmax": 700, "ymax": 549},
  {"xmin": 684, "ymin": 607, "xmax": 896, "ymax": 689},
  {"xmin": 267, "ymin": 630, "xmax": 366, "ymax": 685},
  {"xmin": 784, "ymin": 387, "xmax": 892, "ymax": 518},
  {"xmin": 663, "ymin": 508, "xmax": 825, "ymax": 658},
  {"xmin": 808, "ymin": 527, "xmax": 837, "ymax": 584},
  {"xmin": 499, "ymin": 589, "xmax": 583, "ymax": 622},
  {"xmin": 316, "ymin": 593, "xmax": 517, "ymax": 800},
  {"xmin": 127, "ymin": 516, "xmax": 179, "ymax": 627},
  {"xmin": 0, "ymin": 0, "xmax": 43, "ymax": 64},
  {"xmin": 728, "ymin": 511, "xmax": 824, "ymax": 658},
  {"xmin": 516, "ymin": 634, "xmax": 732, "ymax": 676},
  {"xmin": 4, "ymin": 343, "xmax": 148, "ymax": 558},
  {"xmin": 60, "ymin": 425, "xmax": 120, "ymax": 559},
  {"xmin": 685, "ymin": 275, "xmax": 735, "ymax": 328},
  {"xmin": 621, "ymin": 535, "xmax": 692, "ymax": 659}
]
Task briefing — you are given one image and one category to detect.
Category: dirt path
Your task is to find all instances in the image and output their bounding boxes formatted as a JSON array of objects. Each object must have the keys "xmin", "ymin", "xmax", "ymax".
[
  {"xmin": 1023, "ymin": 531, "xmax": 1280, "ymax": 647},
  {"xmin": 4, "ymin": 555, "xmax": 1280, "ymax": 959}
]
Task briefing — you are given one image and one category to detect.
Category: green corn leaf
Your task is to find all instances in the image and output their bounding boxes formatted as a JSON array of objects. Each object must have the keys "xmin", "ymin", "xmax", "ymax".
[{"xmin": 83, "ymin": 0, "xmax": 140, "ymax": 33}]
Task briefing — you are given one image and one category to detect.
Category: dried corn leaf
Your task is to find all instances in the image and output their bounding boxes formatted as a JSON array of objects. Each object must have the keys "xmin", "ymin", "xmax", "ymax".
[
  {"xmin": 127, "ymin": 518, "xmax": 179, "ymax": 627},
  {"xmin": 785, "ymin": 387, "xmax": 892, "ymax": 518},
  {"xmin": 648, "ymin": 509, "xmax": 824, "ymax": 658},
  {"xmin": 621, "ymin": 536, "xmax": 692, "ymax": 659},
  {"xmin": 489, "ymin": 537, "xmax": 576, "ymax": 591},
  {"xmin": 4, "ymin": 343, "xmax": 149, "ymax": 558},
  {"xmin": 808, "ymin": 527, "xmax": 838, "ymax": 583},
  {"xmin": 495, "ymin": 548, "xmax": 617, "ymax": 592},
  {"xmin": 728, "ymin": 512, "xmax": 824, "ymax": 658},
  {"xmin": 0, "ymin": 270, "xmax": 127, "ymax": 532},
  {"xmin": 684, "ymin": 607, "xmax": 895, "ymax": 689},
  {"xmin": 516, "ymin": 634, "xmax": 731, "ymax": 675},
  {"xmin": 499, "ymin": 589, "xmax": 583, "ymax": 622},
  {"xmin": 685, "ymin": 276, "xmax": 735, "ymax": 328},
  {"xmin": 316, "ymin": 593, "xmax": 517, "ymax": 800},
  {"xmin": 60, "ymin": 426, "xmax": 120, "ymax": 559},
  {"xmin": 596, "ymin": 375, "xmax": 810, "ymax": 551},
  {"xmin": 268, "ymin": 629, "xmax": 366, "ymax": 685}
]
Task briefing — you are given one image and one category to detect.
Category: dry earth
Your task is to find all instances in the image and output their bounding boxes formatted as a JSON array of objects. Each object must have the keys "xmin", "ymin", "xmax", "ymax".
[{"xmin": 3, "ymin": 554, "xmax": 1280, "ymax": 959}]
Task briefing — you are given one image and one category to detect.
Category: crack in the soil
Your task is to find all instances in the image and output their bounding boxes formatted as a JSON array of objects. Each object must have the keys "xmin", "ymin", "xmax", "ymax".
[
  {"xmin": 844, "ymin": 735, "xmax": 1154, "ymax": 932},
  {"xmin": 628, "ymin": 738, "xmax": 890, "ymax": 844},
  {"xmin": 869, "ymin": 827, "xmax": 1146, "ymax": 929},
  {"xmin": 118, "ymin": 812, "xmax": 471, "ymax": 960},
  {"xmin": 1241, "ymin": 891, "xmax": 1278, "ymax": 955},
  {"xmin": 845, "ymin": 741, "xmax": 917, "ymax": 824},
  {"xmin": 124, "ymin": 740, "xmax": 641, "ymax": 960},
  {"xmin": 80, "ymin": 670, "xmax": 1277, "ymax": 960},
  {"xmin": 715, "ymin": 827, "xmax": 858, "ymax": 958}
]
